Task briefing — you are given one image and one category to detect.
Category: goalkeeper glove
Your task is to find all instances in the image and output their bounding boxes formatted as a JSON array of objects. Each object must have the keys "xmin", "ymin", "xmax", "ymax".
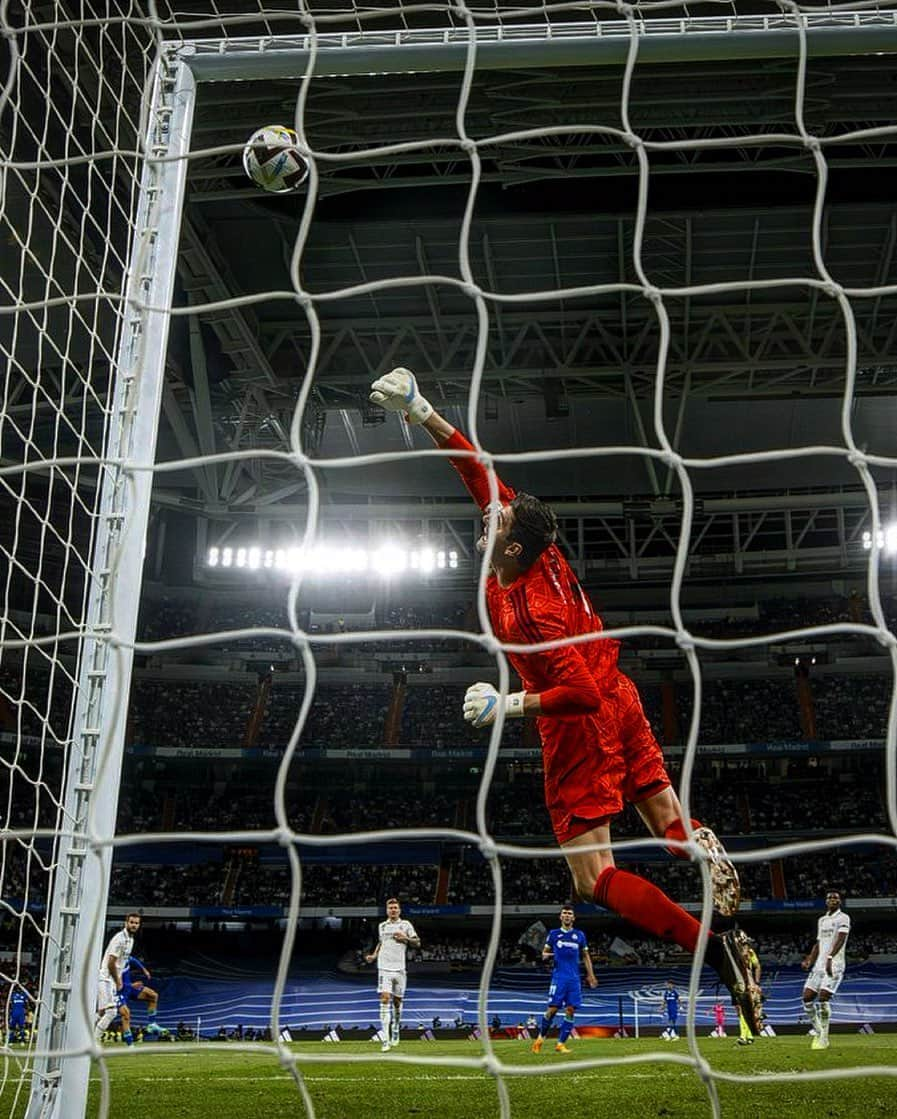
[
  {"xmin": 369, "ymin": 367, "xmax": 433, "ymax": 425},
  {"xmin": 463, "ymin": 682, "xmax": 525, "ymax": 728}
]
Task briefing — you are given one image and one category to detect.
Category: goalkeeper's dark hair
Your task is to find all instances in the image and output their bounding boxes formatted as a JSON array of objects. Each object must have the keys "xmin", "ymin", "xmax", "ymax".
[{"xmin": 509, "ymin": 493, "xmax": 558, "ymax": 569}]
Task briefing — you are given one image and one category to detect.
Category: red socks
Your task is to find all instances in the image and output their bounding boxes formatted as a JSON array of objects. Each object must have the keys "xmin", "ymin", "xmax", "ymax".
[
  {"xmin": 663, "ymin": 818, "xmax": 702, "ymax": 860},
  {"xmin": 593, "ymin": 866, "xmax": 706, "ymax": 954}
]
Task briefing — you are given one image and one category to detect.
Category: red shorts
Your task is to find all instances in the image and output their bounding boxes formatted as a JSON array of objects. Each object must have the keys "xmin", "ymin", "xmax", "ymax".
[{"xmin": 540, "ymin": 672, "xmax": 671, "ymax": 845}]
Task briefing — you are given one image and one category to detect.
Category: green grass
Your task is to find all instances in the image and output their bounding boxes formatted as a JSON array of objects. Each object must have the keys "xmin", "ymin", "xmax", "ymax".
[{"xmin": 3, "ymin": 1036, "xmax": 896, "ymax": 1119}]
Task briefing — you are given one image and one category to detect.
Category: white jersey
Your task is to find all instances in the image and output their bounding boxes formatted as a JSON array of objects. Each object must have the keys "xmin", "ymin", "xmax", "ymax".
[
  {"xmin": 377, "ymin": 918, "xmax": 418, "ymax": 971},
  {"xmin": 99, "ymin": 929, "xmax": 133, "ymax": 981},
  {"xmin": 817, "ymin": 908, "xmax": 850, "ymax": 964}
]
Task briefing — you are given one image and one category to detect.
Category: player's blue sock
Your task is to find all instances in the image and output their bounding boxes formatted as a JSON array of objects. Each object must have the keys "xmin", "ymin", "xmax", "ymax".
[
  {"xmin": 539, "ymin": 1015, "xmax": 553, "ymax": 1038},
  {"xmin": 558, "ymin": 1018, "xmax": 574, "ymax": 1043},
  {"xmin": 122, "ymin": 1030, "xmax": 134, "ymax": 1046}
]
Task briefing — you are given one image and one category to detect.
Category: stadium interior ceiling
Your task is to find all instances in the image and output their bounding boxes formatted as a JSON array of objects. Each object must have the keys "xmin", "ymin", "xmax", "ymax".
[
  {"xmin": 167, "ymin": 6, "xmax": 897, "ymax": 603},
  {"xmin": 5, "ymin": 2, "xmax": 897, "ymax": 608}
]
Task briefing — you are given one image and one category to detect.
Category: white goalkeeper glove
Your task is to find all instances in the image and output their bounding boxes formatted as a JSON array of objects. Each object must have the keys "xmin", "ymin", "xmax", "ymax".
[
  {"xmin": 369, "ymin": 367, "xmax": 434, "ymax": 425},
  {"xmin": 463, "ymin": 682, "xmax": 525, "ymax": 728}
]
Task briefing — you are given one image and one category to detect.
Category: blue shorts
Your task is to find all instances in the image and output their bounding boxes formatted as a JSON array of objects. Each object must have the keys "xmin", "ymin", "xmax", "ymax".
[
  {"xmin": 122, "ymin": 982, "xmax": 143, "ymax": 1003},
  {"xmin": 547, "ymin": 975, "xmax": 582, "ymax": 1010},
  {"xmin": 8, "ymin": 1011, "xmax": 25, "ymax": 1028},
  {"xmin": 666, "ymin": 1009, "xmax": 679, "ymax": 1025}
]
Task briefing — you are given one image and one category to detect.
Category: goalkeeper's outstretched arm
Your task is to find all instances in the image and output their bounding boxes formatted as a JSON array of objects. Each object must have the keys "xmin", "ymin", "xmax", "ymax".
[{"xmin": 369, "ymin": 367, "xmax": 515, "ymax": 510}]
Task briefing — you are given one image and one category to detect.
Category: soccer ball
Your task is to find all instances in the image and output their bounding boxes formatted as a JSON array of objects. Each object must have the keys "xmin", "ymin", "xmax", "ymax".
[{"xmin": 242, "ymin": 126, "xmax": 309, "ymax": 194}]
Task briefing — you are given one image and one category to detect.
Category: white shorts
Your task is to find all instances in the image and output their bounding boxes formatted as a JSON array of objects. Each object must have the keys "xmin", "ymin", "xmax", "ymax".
[
  {"xmin": 97, "ymin": 978, "xmax": 117, "ymax": 1013},
  {"xmin": 377, "ymin": 970, "xmax": 407, "ymax": 999},
  {"xmin": 806, "ymin": 963, "xmax": 845, "ymax": 997}
]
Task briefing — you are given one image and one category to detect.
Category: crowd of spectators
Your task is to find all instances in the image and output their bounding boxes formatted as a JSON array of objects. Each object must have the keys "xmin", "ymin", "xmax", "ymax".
[
  {"xmin": 746, "ymin": 774, "xmax": 886, "ymax": 833},
  {"xmin": 401, "ymin": 684, "xmax": 525, "ymax": 748},
  {"xmin": 105, "ymin": 754, "xmax": 886, "ymax": 844},
  {"xmin": 0, "ymin": 849, "xmax": 49, "ymax": 905},
  {"xmin": 136, "ymin": 597, "xmax": 199, "ymax": 643},
  {"xmin": 255, "ymin": 682, "xmax": 392, "ymax": 751},
  {"xmin": 7, "ymin": 842, "xmax": 894, "ymax": 910},
  {"xmin": 228, "ymin": 862, "xmax": 440, "ymax": 907},
  {"xmin": 129, "ymin": 679, "xmax": 258, "ymax": 750},
  {"xmin": 323, "ymin": 791, "xmax": 459, "ymax": 833},
  {"xmin": 3, "ymin": 649, "xmax": 893, "ymax": 759},
  {"xmin": 811, "ymin": 675, "xmax": 890, "ymax": 740},
  {"xmin": 120, "ymin": 666, "xmax": 892, "ymax": 753},
  {"xmin": 784, "ymin": 850, "xmax": 897, "ymax": 899},
  {"xmin": 108, "ymin": 862, "xmax": 229, "ymax": 907},
  {"xmin": 444, "ymin": 853, "xmax": 777, "ymax": 907},
  {"xmin": 680, "ymin": 677, "xmax": 802, "ymax": 744},
  {"xmin": 0, "ymin": 664, "xmax": 77, "ymax": 747}
]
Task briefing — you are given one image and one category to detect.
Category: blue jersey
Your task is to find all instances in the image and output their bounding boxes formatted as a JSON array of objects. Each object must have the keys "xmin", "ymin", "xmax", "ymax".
[
  {"xmin": 663, "ymin": 989, "xmax": 680, "ymax": 1020},
  {"xmin": 9, "ymin": 991, "xmax": 27, "ymax": 1023},
  {"xmin": 121, "ymin": 957, "xmax": 147, "ymax": 1001},
  {"xmin": 546, "ymin": 927, "xmax": 587, "ymax": 977}
]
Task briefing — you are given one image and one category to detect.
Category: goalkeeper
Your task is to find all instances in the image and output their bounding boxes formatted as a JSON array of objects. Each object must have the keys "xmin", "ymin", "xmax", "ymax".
[{"xmin": 369, "ymin": 369, "xmax": 763, "ymax": 1035}]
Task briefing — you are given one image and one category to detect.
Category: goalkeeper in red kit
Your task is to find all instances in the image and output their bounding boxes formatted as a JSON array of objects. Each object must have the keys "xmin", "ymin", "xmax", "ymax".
[{"xmin": 369, "ymin": 368, "xmax": 764, "ymax": 1035}]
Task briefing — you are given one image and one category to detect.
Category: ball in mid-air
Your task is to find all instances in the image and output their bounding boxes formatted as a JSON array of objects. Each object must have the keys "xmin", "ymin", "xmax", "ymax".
[{"xmin": 242, "ymin": 126, "xmax": 309, "ymax": 194}]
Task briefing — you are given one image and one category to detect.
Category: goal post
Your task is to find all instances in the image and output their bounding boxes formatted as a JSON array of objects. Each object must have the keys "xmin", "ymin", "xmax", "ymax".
[
  {"xmin": 184, "ymin": 11, "xmax": 897, "ymax": 81},
  {"xmin": 24, "ymin": 55, "xmax": 195, "ymax": 1119}
]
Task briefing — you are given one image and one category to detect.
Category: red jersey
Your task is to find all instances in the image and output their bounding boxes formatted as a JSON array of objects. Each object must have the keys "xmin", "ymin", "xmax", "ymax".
[
  {"xmin": 446, "ymin": 430, "xmax": 619, "ymax": 709},
  {"xmin": 446, "ymin": 429, "xmax": 670, "ymax": 840}
]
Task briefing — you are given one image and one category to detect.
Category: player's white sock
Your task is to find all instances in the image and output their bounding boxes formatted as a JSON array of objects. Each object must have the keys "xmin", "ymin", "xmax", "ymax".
[
  {"xmin": 819, "ymin": 1002, "xmax": 831, "ymax": 1039},
  {"xmin": 95, "ymin": 1009, "xmax": 116, "ymax": 1038},
  {"xmin": 809, "ymin": 1003, "xmax": 821, "ymax": 1033},
  {"xmin": 379, "ymin": 1004, "xmax": 391, "ymax": 1041}
]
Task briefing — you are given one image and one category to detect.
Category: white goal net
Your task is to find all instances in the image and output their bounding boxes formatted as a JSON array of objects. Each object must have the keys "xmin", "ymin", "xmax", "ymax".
[{"xmin": 2, "ymin": 3, "xmax": 897, "ymax": 1119}]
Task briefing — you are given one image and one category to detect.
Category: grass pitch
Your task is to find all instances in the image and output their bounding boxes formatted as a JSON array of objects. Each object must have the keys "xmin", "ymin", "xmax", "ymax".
[{"xmin": 3, "ymin": 1036, "xmax": 896, "ymax": 1118}]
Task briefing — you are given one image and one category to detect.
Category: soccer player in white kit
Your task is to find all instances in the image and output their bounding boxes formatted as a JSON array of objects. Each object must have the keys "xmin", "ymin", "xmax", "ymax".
[
  {"xmin": 95, "ymin": 912, "xmax": 142, "ymax": 1045},
  {"xmin": 364, "ymin": 898, "xmax": 420, "ymax": 1052},
  {"xmin": 801, "ymin": 890, "xmax": 851, "ymax": 1050}
]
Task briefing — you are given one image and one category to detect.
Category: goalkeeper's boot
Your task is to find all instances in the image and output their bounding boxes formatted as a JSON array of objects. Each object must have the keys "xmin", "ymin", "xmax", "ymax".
[
  {"xmin": 692, "ymin": 827, "xmax": 740, "ymax": 916},
  {"xmin": 707, "ymin": 930, "xmax": 763, "ymax": 1037},
  {"xmin": 555, "ymin": 1043, "xmax": 572, "ymax": 1054},
  {"xmin": 530, "ymin": 1037, "xmax": 544, "ymax": 1054}
]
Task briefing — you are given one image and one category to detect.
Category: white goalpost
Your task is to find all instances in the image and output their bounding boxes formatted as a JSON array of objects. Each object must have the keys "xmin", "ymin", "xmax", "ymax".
[
  {"xmin": 2, "ymin": 4, "xmax": 897, "ymax": 1119},
  {"xmin": 1, "ymin": 7, "xmax": 192, "ymax": 1118}
]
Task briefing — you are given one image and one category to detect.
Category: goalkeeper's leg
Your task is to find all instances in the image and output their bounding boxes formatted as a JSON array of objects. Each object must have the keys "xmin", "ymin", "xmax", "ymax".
[
  {"xmin": 565, "ymin": 828, "xmax": 762, "ymax": 1034},
  {"xmin": 627, "ymin": 727, "xmax": 739, "ymax": 915}
]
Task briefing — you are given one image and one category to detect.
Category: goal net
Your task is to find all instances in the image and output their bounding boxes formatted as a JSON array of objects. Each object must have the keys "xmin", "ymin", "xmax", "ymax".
[{"xmin": 2, "ymin": 3, "xmax": 897, "ymax": 1119}]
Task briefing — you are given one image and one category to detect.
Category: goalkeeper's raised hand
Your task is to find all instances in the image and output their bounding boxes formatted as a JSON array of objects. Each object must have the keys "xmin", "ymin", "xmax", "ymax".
[
  {"xmin": 463, "ymin": 682, "xmax": 525, "ymax": 728},
  {"xmin": 369, "ymin": 367, "xmax": 434, "ymax": 425}
]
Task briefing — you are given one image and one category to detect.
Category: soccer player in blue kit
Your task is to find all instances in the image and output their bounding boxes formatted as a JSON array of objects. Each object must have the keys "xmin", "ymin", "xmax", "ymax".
[
  {"xmin": 661, "ymin": 979, "xmax": 681, "ymax": 1039},
  {"xmin": 531, "ymin": 905, "xmax": 598, "ymax": 1054},
  {"xmin": 7, "ymin": 985, "xmax": 28, "ymax": 1043}
]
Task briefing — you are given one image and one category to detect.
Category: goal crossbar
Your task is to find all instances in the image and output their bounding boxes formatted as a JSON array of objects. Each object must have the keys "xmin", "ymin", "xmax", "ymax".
[{"xmin": 183, "ymin": 11, "xmax": 897, "ymax": 81}]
